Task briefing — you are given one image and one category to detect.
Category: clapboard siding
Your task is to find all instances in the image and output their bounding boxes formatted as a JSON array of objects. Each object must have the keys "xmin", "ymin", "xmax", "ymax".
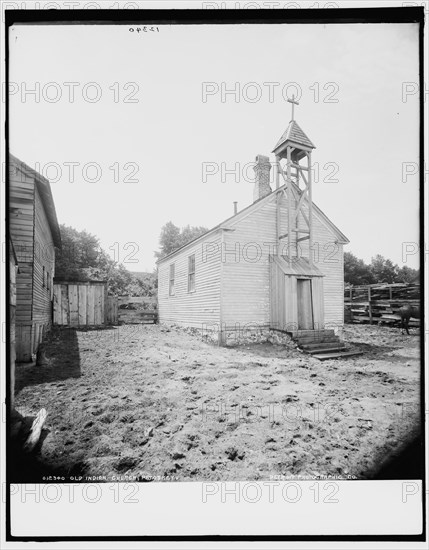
[
  {"xmin": 221, "ymin": 194, "xmax": 344, "ymax": 329},
  {"xmin": 157, "ymin": 189, "xmax": 345, "ymax": 336},
  {"xmin": 9, "ymin": 156, "xmax": 60, "ymax": 361},
  {"xmin": 10, "ymin": 242, "xmax": 18, "ymax": 409},
  {"xmin": 9, "ymin": 163, "xmax": 36, "ymax": 360},
  {"xmin": 158, "ymin": 232, "xmax": 222, "ymax": 328},
  {"xmin": 270, "ymin": 258, "xmax": 287, "ymax": 330},
  {"xmin": 9, "ymin": 164, "xmax": 34, "ymax": 324},
  {"xmin": 295, "ymin": 202, "xmax": 344, "ymax": 328},
  {"xmin": 221, "ymin": 201, "xmax": 276, "ymax": 327},
  {"xmin": 33, "ymin": 186, "xmax": 55, "ymax": 324}
]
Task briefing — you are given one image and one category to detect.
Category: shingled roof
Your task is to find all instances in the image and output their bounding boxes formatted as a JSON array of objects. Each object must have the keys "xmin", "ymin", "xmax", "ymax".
[{"xmin": 273, "ymin": 120, "xmax": 316, "ymax": 152}]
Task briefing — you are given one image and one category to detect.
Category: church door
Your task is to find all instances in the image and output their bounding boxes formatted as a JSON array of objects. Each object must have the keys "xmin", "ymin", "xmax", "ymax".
[{"xmin": 297, "ymin": 278, "xmax": 314, "ymax": 330}]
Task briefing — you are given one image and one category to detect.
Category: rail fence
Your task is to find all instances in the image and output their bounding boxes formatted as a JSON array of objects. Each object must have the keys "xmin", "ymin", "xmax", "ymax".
[{"xmin": 344, "ymin": 283, "xmax": 420, "ymax": 326}]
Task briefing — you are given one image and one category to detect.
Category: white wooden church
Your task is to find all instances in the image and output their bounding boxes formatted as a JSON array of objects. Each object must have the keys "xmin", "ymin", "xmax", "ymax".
[{"xmin": 157, "ymin": 101, "xmax": 349, "ymax": 344}]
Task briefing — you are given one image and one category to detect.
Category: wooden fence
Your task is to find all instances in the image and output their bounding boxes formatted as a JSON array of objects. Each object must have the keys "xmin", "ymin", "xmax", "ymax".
[
  {"xmin": 53, "ymin": 284, "xmax": 158, "ymax": 327},
  {"xmin": 117, "ymin": 296, "xmax": 157, "ymax": 324},
  {"xmin": 53, "ymin": 281, "xmax": 113, "ymax": 326},
  {"xmin": 344, "ymin": 283, "xmax": 420, "ymax": 326},
  {"xmin": 106, "ymin": 296, "xmax": 118, "ymax": 325}
]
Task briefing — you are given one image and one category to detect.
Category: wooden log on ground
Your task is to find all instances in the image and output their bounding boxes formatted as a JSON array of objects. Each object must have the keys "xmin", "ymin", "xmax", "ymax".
[{"xmin": 23, "ymin": 408, "xmax": 47, "ymax": 453}]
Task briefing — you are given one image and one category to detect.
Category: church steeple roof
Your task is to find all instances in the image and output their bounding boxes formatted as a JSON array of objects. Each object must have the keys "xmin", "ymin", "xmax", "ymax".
[{"xmin": 272, "ymin": 119, "xmax": 316, "ymax": 153}]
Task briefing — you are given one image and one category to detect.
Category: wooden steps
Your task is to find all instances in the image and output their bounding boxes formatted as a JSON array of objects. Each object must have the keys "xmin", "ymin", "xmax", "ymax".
[
  {"xmin": 301, "ymin": 341, "xmax": 345, "ymax": 351},
  {"xmin": 313, "ymin": 350, "xmax": 363, "ymax": 361},
  {"xmin": 292, "ymin": 329, "xmax": 362, "ymax": 360},
  {"xmin": 307, "ymin": 346, "xmax": 347, "ymax": 355},
  {"xmin": 293, "ymin": 329, "xmax": 335, "ymax": 337},
  {"xmin": 298, "ymin": 335, "xmax": 340, "ymax": 345}
]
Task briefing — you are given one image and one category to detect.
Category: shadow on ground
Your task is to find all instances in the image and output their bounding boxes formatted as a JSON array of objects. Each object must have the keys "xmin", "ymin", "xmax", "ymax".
[
  {"xmin": 11, "ymin": 327, "xmax": 85, "ymax": 481},
  {"xmin": 9, "ymin": 408, "xmax": 88, "ymax": 482},
  {"xmin": 14, "ymin": 327, "xmax": 81, "ymax": 394}
]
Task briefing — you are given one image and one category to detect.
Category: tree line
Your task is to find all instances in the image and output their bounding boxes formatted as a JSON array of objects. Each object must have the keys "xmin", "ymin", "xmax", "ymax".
[
  {"xmin": 54, "ymin": 225, "xmax": 157, "ymax": 297},
  {"xmin": 344, "ymin": 252, "xmax": 418, "ymax": 286},
  {"xmin": 54, "ymin": 223, "xmax": 419, "ymax": 295},
  {"xmin": 54, "ymin": 222, "xmax": 208, "ymax": 296}
]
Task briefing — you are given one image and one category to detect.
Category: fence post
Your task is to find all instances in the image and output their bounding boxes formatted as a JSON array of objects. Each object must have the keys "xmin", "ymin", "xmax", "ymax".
[
  {"xmin": 104, "ymin": 283, "xmax": 108, "ymax": 325},
  {"xmin": 368, "ymin": 287, "xmax": 373, "ymax": 325},
  {"xmin": 349, "ymin": 286, "xmax": 353, "ymax": 322}
]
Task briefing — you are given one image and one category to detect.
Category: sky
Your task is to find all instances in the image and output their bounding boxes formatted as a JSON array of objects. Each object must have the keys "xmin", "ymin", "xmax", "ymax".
[{"xmin": 8, "ymin": 20, "xmax": 420, "ymax": 271}]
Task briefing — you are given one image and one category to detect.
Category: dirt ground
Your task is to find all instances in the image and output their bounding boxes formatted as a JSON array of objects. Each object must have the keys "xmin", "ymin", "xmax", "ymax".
[{"xmin": 12, "ymin": 323, "xmax": 422, "ymax": 482}]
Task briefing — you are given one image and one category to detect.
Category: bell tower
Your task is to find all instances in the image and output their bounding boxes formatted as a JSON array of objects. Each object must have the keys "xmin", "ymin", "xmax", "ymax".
[{"xmin": 272, "ymin": 96, "xmax": 316, "ymax": 265}]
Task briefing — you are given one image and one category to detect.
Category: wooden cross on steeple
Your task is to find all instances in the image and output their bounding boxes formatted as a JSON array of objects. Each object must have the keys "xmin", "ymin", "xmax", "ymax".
[{"xmin": 287, "ymin": 94, "xmax": 299, "ymax": 121}]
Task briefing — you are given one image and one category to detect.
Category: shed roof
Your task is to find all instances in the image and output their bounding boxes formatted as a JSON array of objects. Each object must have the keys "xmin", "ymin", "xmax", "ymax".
[
  {"xmin": 272, "ymin": 255, "xmax": 324, "ymax": 277},
  {"xmin": 273, "ymin": 120, "xmax": 316, "ymax": 152},
  {"xmin": 10, "ymin": 154, "xmax": 62, "ymax": 249}
]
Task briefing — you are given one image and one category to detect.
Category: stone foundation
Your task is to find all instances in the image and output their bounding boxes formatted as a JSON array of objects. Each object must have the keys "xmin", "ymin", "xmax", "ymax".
[
  {"xmin": 168, "ymin": 323, "xmax": 298, "ymax": 349},
  {"xmin": 163, "ymin": 322, "xmax": 344, "ymax": 347}
]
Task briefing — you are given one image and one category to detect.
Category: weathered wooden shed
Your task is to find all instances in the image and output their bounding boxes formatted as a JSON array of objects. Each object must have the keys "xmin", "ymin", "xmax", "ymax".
[
  {"xmin": 53, "ymin": 280, "xmax": 108, "ymax": 326},
  {"xmin": 157, "ymin": 110, "xmax": 349, "ymax": 343},
  {"xmin": 9, "ymin": 154, "xmax": 61, "ymax": 361}
]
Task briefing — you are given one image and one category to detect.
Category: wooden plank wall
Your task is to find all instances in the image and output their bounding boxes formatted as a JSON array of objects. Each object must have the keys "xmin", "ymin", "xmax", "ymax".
[
  {"xmin": 284, "ymin": 276, "xmax": 297, "ymax": 332},
  {"xmin": 33, "ymin": 186, "xmax": 55, "ymax": 326},
  {"xmin": 9, "ymin": 244, "xmax": 18, "ymax": 409},
  {"xmin": 94, "ymin": 285, "xmax": 104, "ymax": 325},
  {"xmin": 9, "ymin": 162, "xmax": 35, "ymax": 361},
  {"xmin": 53, "ymin": 282, "xmax": 107, "ymax": 326},
  {"xmin": 270, "ymin": 258, "xmax": 287, "ymax": 331},
  {"xmin": 10, "ymin": 161, "xmax": 58, "ymax": 361},
  {"xmin": 157, "ymin": 232, "xmax": 222, "ymax": 328},
  {"xmin": 282, "ymin": 199, "xmax": 344, "ymax": 329},
  {"xmin": 29, "ymin": 184, "xmax": 56, "ymax": 360},
  {"xmin": 157, "ymin": 192, "xmax": 344, "ymax": 334},
  {"xmin": 311, "ymin": 277, "xmax": 325, "ymax": 330},
  {"xmin": 221, "ymin": 201, "xmax": 274, "ymax": 329},
  {"xmin": 221, "ymin": 196, "xmax": 344, "ymax": 331},
  {"xmin": 106, "ymin": 297, "xmax": 118, "ymax": 325},
  {"xmin": 270, "ymin": 257, "xmax": 325, "ymax": 333}
]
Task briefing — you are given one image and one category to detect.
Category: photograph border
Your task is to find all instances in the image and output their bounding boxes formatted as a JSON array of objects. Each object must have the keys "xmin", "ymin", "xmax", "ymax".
[{"xmin": 3, "ymin": 4, "xmax": 426, "ymax": 543}]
